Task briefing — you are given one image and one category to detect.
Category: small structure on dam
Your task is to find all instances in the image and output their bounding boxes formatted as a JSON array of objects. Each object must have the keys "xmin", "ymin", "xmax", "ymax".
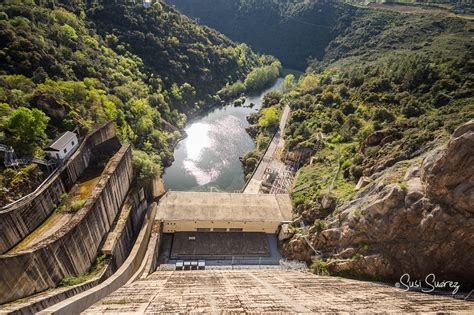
[
  {"xmin": 156, "ymin": 191, "xmax": 292, "ymax": 233},
  {"xmin": 44, "ymin": 131, "xmax": 78, "ymax": 160},
  {"xmin": 155, "ymin": 192, "xmax": 292, "ymax": 266}
]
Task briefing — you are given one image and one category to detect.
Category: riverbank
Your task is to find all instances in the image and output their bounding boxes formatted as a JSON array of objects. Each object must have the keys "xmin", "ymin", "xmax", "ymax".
[
  {"xmin": 162, "ymin": 79, "xmax": 284, "ymax": 192},
  {"xmin": 242, "ymin": 105, "xmax": 291, "ymax": 194}
]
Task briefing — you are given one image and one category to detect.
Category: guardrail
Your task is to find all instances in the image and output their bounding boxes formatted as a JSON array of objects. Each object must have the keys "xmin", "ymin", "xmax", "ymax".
[
  {"xmin": 174, "ymin": 256, "xmax": 282, "ymax": 265},
  {"xmin": 0, "ymin": 141, "xmax": 79, "ymax": 210}
]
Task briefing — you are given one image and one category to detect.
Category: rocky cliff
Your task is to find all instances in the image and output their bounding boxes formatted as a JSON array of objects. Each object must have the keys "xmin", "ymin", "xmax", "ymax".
[{"xmin": 281, "ymin": 120, "xmax": 474, "ymax": 287}]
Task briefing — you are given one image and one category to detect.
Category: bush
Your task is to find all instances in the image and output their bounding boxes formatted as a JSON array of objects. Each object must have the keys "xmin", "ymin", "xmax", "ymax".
[
  {"xmin": 70, "ymin": 199, "xmax": 85, "ymax": 212},
  {"xmin": 132, "ymin": 149, "xmax": 161, "ymax": 185},
  {"xmin": 311, "ymin": 259, "xmax": 329, "ymax": 276},
  {"xmin": 258, "ymin": 107, "xmax": 279, "ymax": 132}
]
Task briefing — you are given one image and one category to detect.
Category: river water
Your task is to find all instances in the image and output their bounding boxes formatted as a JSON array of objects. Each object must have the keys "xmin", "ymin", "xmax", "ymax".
[{"xmin": 162, "ymin": 78, "xmax": 284, "ymax": 192}]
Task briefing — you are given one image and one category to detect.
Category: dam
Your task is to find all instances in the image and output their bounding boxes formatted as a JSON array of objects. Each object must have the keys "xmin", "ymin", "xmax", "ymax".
[{"xmin": 0, "ymin": 85, "xmax": 472, "ymax": 313}]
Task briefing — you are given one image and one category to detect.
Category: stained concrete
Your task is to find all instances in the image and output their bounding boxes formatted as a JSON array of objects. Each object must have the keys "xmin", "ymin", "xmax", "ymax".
[
  {"xmin": 157, "ymin": 192, "xmax": 292, "ymax": 223},
  {"xmin": 0, "ymin": 145, "xmax": 133, "ymax": 304},
  {"xmin": 39, "ymin": 204, "xmax": 159, "ymax": 315},
  {"xmin": 0, "ymin": 122, "xmax": 116, "ymax": 254},
  {"xmin": 0, "ymin": 189, "xmax": 148, "ymax": 314},
  {"xmin": 85, "ymin": 269, "xmax": 474, "ymax": 313}
]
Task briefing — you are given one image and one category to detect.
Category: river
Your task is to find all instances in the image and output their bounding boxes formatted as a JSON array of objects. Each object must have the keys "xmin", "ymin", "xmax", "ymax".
[{"xmin": 162, "ymin": 78, "xmax": 284, "ymax": 192}]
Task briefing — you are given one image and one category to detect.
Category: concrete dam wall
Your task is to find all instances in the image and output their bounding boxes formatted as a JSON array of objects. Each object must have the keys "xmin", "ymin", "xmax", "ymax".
[
  {"xmin": 0, "ymin": 122, "xmax": 116, "ymax": 254},
  {"xmin": 0, "ymin": 189, "xmax": 148, "ymax": 314},
  {"xmin": 0, "ymin": 144, "xmax": 133, "ymax": 304}
]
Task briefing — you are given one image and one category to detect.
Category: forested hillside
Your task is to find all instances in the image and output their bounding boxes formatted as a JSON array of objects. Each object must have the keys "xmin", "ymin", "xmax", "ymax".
[
  {"xmin": 166, "ymin": 0, "xmax": 354, "ymax": 70},
  {"xmin": 270, "ymin": 7, "xmax": 473, "ymax": 281},
  {"xmin": 285, "ymin": 10, "xmax": 473, "ymax": 206},
  {"xmin": 0, "ymin": 0, "xmax": 273, "ymax": 204}
]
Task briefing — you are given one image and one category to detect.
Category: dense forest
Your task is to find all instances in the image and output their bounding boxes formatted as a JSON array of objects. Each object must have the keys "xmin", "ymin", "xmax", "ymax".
[
  {"xmin": 166, "ymin": 0, "xmax": 354, "ymax": 70},
  {"xmin": 167, "ymin": 0, "xmax": 474, "ymax": 70},
  {"xmin": 0, "ymin": 0, "xmax": 277, "ymax": 204},
  {"xmin": 238, "ymin": 4, "xmax": 473, "ymax": 211},
  {"xmin": 217, "ymin": 2, "xmax": 473, "ymax": 281},
  {"xmin": 285, "ymin": 9, "xmax": 473, "ymax": 207}
]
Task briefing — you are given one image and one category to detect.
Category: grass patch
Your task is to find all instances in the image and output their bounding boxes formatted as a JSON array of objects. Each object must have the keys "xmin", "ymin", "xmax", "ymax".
[
  {"xmin": 292, "ymin": 143, "xmax": 357, "ymax": 207},
  {"xmin": 70, "ymin": 198, "xmax": 86, "ymax": 212},
  {"xmin": 310, "ymin": 259, "xmax": 330, "ymax": 276},
  {"xmin": 58, "ymin": 254, "xmax": 107, "ymax": 287}
]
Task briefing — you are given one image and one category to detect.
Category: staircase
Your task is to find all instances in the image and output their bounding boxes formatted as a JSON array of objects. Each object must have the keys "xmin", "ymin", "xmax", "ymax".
[{"xmin": 0, "ymin": 144, "xmax": 56, "ymax": 167}]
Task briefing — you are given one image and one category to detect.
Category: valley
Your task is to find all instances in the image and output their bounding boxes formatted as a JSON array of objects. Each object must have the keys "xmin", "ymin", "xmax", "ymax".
[
  {"xmin": 0, "ymin": 0, "xmax": 473, "ymax": 313},
  {"xmin": 162, "ymin": 78, "xmax": 284, "ymax": 192}
]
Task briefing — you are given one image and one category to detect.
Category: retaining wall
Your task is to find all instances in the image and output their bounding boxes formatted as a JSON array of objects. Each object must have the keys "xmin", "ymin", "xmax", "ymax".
[
  {"xmin": 0, "ymin": 122, "xmax": 116, "ymax": 254},
  {"xmin": 40, "ymin": 203, "xmax": 159, "ymax": 315},
  {"xmin": 0, "ymin": 144, "xmax": 133, "ymax": 304},
  {"xmin": 102, "ymin": 188, "xmax": 148, "ymax": 270},
  {"xmin": 0, "ymin": 188, "xmax": 148, "ymax": 314}
]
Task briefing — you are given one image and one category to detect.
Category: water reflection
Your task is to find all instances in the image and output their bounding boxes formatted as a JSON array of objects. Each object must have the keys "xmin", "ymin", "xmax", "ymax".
[{"xmin": 162, "ymin": 78, "xmax": 283, "ymax": 192}]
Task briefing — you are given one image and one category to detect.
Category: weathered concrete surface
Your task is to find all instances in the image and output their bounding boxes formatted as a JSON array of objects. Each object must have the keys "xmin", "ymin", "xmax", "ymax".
[
  {"xmin": 102, "ymin": 189, "xmax": 147, "ymax": 268},
  {"xmin": 39, "ymin": 203, "xmax": 158, "ymax": 315},
  {"xmin": 0, "ymin": 189, "xmax": 148, "ymax": 314},
  {"xmin": 84, "ymin": 269, "xmax": 474, "ymax": 313},
  {"xmin": 0, "ymin": 122, "xmax": 116, "ymax": 254},
  {"xmin": 157, "ymin": 192, "xmax": 292, "ymax": 234},
  {"xmin": 157, "ymin": 192, "xmax": 292, "ymax": 222},
  {"xmin": 0, "ymin": 145, "xmax": 132, "ymax": 304},
  {"xmin": 141, "ymin": 221, "xmax": 163, "ymax": 278}
]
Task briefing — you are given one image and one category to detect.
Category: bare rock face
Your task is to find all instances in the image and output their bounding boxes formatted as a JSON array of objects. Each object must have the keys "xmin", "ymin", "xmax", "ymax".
[
  {"xmin": 421, "ymin": 119, "xmax": 474, "ymax": 214},
  {"xmin": 282, "ymin": 120, "xmax": 474, "ymax": 287},
  {"xmin": 296, "ymin": 193, "xmax": 337, "ymax": 224},
  {"xmin": 278, "ymin": 224, "xmax": 294, "ymax": 241}
]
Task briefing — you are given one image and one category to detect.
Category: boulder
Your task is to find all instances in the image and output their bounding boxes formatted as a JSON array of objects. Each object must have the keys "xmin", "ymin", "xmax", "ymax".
[
  {"xmin": 281, "ymin": 120, "xmax": 474, "ymax": 286},
  {"xmin": 278, "ymin": 224, "xmax": 294, "ymax": 241},
  {"xmin": 355, "ymin": 176, "xmax": 370, "ymax": 190},
  {"xmin": 421, "ymin": 119, "xmax": 474, "ymax": 213}
]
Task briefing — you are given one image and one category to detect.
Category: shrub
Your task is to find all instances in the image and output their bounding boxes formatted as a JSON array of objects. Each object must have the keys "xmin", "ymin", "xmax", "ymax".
[
  {"xmin": 70, "ymin": 199, "xmax": 85, "ymax": 212},
  {"xmin": 132, "ymin": 149, "xmax": 161, "ymax": 185},
  {"xmin": 313, "ymin": 219, "xmax": 327, "ymax": 232},
  {"xmin": 311, "ymin": 259, "xmax": 329, "ymax": 276}
]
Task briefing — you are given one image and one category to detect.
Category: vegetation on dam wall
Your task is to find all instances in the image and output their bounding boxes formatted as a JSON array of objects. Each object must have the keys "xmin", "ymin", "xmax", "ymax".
[
  {"xmin": 0, "ymin": 144, "xmax": 132, "ymax": 304},
  {"xmin": 0, "ymin": 122, "xmax": 116, "ymax": 254}
]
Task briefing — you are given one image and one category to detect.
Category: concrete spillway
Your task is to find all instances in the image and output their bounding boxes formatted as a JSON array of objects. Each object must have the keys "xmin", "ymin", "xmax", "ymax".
[{"xmin": 84, "ymin": 269, "xmax": 474, "ymax": 313}]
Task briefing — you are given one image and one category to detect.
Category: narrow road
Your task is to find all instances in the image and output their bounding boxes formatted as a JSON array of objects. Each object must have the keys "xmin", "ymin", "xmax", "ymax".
[{"xmin": 243, "ymin": 105, "xmax": 291, "ymax": 194}]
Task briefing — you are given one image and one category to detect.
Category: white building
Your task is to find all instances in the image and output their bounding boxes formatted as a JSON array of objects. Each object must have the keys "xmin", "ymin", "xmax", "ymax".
[
  {"xmin": 44, "ymin": 131, "xmax": 78, "ymax": 160},
  {"xmin": 156, "ymin": 192, "xmax": 293, "ymax": 234}
]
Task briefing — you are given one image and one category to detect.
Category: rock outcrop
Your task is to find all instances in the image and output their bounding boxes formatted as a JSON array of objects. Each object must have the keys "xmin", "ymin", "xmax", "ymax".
[{"xmin": 282, "ymin": 120, "xmax": 474, "ymax": 287}]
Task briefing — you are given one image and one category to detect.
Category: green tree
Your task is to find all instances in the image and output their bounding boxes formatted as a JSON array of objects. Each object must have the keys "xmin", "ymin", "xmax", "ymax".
[
  {"xmin": 132, "ymin": 149, "xmax": 161, "ymax": 185},
  {"xmin": 258, "ymin": 107, "xmax": 279, "ymax": 131},
  {"xmin": 6, "ymin": 107, "xmax": 49, "ymax": 152},
  {"xmin": 283, "ymin": 74, "xmax": 295, "ymax": 92}
]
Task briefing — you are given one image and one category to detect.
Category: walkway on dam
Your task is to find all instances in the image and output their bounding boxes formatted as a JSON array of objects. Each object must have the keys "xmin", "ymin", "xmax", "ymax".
[
  {"xmin": 84, "ymin": 269, "xmax": 474, "ymax": 313},
  {"xmin": 243, "ymin": 105, "xmax": 291, "ymax": 194}
]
